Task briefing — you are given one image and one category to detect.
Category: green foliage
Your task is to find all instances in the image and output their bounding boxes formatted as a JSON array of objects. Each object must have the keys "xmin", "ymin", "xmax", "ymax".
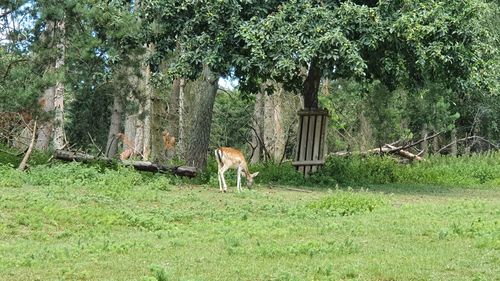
[
  {"xmin": 210, "ymin": 90, "xmax": 253, "ymax": 149},
  {"xmin": 315, "ymin": 153, "xmax": 500, "ymax": 188},
  {"xmin": 245, "ymin": 153, "xmax": 500, "ymax": 188},
  {"xmin": 252, "ymin": 162, "xmax": 306, "ymax": 186},
  {"xmin": 312, "ymin": 155, "xmax": 400, "ymax": 186},
  {"xmin": 397, "ymin": 153, "xmax": 500, "ymax": 187},
  {"xmin": 308, "ymin": 190, "xmax": 387, "ymax": 216}
]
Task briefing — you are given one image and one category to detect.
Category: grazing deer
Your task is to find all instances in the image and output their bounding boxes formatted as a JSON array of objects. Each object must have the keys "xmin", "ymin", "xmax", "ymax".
[{"xmin": 215, "ymin": 147, "xmax": 259, "ymax": 193}]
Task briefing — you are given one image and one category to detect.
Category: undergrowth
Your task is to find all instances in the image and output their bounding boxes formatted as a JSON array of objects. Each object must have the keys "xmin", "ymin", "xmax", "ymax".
[
  {"xmin": 248, "ymin": 152, "xmax": 500, "ymax": 188},
  {"xmin": 1, "ymin": 150, "xmax": 498, "ymax": 190}
]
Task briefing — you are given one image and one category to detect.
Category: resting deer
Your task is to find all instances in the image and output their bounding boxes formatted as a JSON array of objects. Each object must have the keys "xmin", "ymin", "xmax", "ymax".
[{"xmin": 215, "ymin": 147, "xmax": 259, "ymax": 193}]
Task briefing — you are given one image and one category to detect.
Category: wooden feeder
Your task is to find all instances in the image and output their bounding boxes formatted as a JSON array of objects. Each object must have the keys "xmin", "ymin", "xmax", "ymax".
[{"xmin": 292, "ymin": 109, "xmax": 329, "ymax": 177}]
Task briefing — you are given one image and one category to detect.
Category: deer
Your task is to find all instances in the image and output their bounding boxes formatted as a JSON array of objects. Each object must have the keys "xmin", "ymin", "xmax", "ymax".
[{"xmin": 215, "ymin": 147, "xmax": 259, "ymax": 193}]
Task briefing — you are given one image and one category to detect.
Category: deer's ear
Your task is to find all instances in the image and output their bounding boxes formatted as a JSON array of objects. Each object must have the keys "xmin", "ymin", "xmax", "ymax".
[{"xmin": 251, "ymin": 172, "xmax": 259, "ymax": 178}]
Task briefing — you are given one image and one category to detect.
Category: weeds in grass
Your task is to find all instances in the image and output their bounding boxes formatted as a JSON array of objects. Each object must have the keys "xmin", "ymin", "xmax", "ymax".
[{"xmin": 308, "ymin": 189, "xmax": 388, "ymax": 216}]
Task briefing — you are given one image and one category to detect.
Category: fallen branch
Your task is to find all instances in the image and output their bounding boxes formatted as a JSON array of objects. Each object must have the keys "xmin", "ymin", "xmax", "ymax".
[
  {"xmin": 53, "ymin": 149, "xmax": 197, "ymax": 177},
  {"xmin": 398, "ymin": 131, "xmax": 441, "ymax": 151},
  {"xmin": 332, "ymin": 133, "xmax": 447, "ymax": 161},
  {"xmin": 285, "ymin": 187, "xmax": 313, "ymax": 193},
  {"xmin": 18, "ymin": 121, "xmax": 37, "ymax": 171},
  {"xmin": 332, "ymin": 144, "xmax": 424, "ymax": 161},
  {"xmin": 437, "ymin": 135, "xmax": 499, "ymax": 154}
]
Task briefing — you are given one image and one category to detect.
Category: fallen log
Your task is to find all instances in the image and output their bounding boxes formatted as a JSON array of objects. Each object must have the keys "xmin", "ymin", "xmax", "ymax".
[
  {"xmin": 330, "ymin": 134, "xmax": 444, "ymax": 161},
  {"xmin": 332, "ymin": 144, "xmax": 424, "ymax": 161},
  {"xmin": 54, "ymin": 149, "xmax": 197, "ymax": 177}
]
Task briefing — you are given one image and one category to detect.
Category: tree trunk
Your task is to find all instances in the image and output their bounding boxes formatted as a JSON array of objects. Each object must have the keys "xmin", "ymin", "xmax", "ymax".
[
  {"xmin": 186, "ymin": 66, "xmax": 218, "ymax": 169},
  {"xmin": 450, "ymin": 128, "xmax": 458, "ymax": 156},
  {"xmin": 52, "ymin": 20, "xmax": 66, "ymax": 150},
  {"xmin": 432, "ymin": 129, "xmax": 439, "ymax": 154},
  {"xmin": 177, "ymin": 78, "xmax": 186, "ymax": 159},
  {"xmin": 124, "ymin": 113, "xmax": 137, "ymax": 153},
  {"xmin": 150, "ymin": 95, "xmax": 167, "ymax": 163},
  {"xmin": 36, "ymin": 87, "xmax": 54, "ymax": 150},
  {"xmin": 302, "ymin": 59, "xmax": 321, "ymax": 109},
  {"xmin": 271, "ymin": 88, "xmax": 285, "ymax": 160},
  {"xmin": 421, "ymin": 124, "xmax": 428, "ymax": 157},
  {"xmin": 134, "ymin": 112, "xmax": 144, "ymax": 157},
  {"xmin": 142, "ymin": 49, "xmax": 152, "ymax": 160},
  {"xmin": 105, "ymin": 95, "xmax": 123, "ymax": 157},
  {"xmin": 36, "ymin": 21, "xmax": 56, "ymax": 150},
  {"xmin": 167, "ymin": 77, "xmax": 180, "ymax": 137},
  {"xmin": 250, "ymin": 91, "xmax": 264, "ymax": 163}
]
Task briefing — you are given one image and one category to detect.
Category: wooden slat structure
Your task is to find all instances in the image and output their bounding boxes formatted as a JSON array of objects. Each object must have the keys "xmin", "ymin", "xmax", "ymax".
[{"xmin": 292, "ymin": 109, "xmax": 329, "ymax": 176}]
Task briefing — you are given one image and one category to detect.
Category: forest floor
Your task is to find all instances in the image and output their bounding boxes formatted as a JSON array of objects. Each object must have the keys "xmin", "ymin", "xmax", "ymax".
[{"xmin": 0, "ymin": 181, "xmax": 499, "ymax": 280}]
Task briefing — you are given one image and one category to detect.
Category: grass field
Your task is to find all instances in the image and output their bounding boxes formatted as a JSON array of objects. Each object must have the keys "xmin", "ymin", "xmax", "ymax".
[{"xmin": 0, "ymin": 167, "xmax": 499, "ymax": 280}]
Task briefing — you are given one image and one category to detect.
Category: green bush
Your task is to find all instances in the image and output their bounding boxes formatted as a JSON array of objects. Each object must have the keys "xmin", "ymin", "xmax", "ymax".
[
  {"xmin": 252, "ymin": 162, "xmax": 305, "ymax": 186},
  {"xmin": 397, "ymin": 153, "xmax": 500, "ymax": 187},
  {"xmin": 310, "ymin": 155, "xmax": 399, "ymax": 186}
]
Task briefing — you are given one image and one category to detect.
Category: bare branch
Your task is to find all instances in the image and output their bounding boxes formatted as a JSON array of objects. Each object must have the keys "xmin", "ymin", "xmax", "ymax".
[{"xmin": 437, "ymin": 136, "xmax": 499, "ymax": 154}]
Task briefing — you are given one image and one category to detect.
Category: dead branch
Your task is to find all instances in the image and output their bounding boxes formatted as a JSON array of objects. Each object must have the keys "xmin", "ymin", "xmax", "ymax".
[
  {"xmin": 437, "ymin": 136, "xmax": 499, "ymax": 154},
  {"xmin": 17, "ymin": 121, "xmax": 36, "ymax": 171},
  {"xmin": 332, "ymin": 140, "xmax": 426, "ymax": 161},
  {"xmin": 87, "ymin": 132, "xmax": 104, "ymax": 156},
  {"xmin": 397, "ymin": 131, "xmax": 442, "ymax": 151}
]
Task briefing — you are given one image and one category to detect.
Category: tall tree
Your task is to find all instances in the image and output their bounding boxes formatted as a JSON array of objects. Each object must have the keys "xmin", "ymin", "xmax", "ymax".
[{"xmin": 142, "ymin": 0, "xmax": 283, "ymax": 169}]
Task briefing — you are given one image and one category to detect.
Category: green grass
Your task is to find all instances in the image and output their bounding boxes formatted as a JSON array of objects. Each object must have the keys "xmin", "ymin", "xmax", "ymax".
[{"xmin": 0, "ymin": 165, "xmax": 499, "ymax": 280}]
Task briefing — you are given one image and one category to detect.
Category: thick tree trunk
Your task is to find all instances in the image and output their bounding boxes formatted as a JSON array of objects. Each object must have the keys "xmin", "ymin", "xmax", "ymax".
[
  {"xmin": 167, "ymin": 78, "xmax": 180, "ymax": 137},
  {"xmin": 124, "ymin": 113, "xmax": 137, "ymax": 153},
  {"xmin": 36, "ymin": 21, "xmax": 56, "ymax": 150},
  {"xmin": 36, "ymin": 87, "xmax": 54, "ymax": 150},
  {"xmin": 186, "ymin": 66, "xmax": 218, "ymax": 169},
  {"xmin": 134, "ymin": 113, "xmax": 144, "ymax": 156},
  {"xmin": 52, "ymin": 20, "xmax": 66, "ymax": 150},
  {"xmin": 105, "ymin": 95, "xmax": 123, "ymax": 157},
  {"xmin": 150, "ymin": 94, "xmax": 167, "ymax": 163},
  {"xmin": 142, "ymin": 64, "xmax": 152, "ymax": 160},
  {"xmin": 302, "ymin": 60, "xmax": 321, "ymax": 109},
  {"xmin": 263, "ymin": 89, "xmax": 285, "ymax": 161}
]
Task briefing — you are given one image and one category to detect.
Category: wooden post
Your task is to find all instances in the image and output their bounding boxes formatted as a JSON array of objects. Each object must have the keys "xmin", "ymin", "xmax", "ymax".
[{"xmin": 292, "ymin": 109, "xmax": 329, "ymax": 177}]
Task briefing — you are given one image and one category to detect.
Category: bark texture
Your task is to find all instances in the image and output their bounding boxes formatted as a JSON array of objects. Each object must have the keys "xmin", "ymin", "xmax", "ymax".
[
  {"xmin": 52, "ymin": 20, "xmax": 66, "ymax": 150},
  {"xmin": 186, "ymin": 66, "xmax": 218, "ymax": 169},
  {"xmin": 105, "ymin": 95, "xmax": 123, "ymax": 157},
  {"xmin": 302, "ymin": 60, "xmax": 321, "ymax": 109}
]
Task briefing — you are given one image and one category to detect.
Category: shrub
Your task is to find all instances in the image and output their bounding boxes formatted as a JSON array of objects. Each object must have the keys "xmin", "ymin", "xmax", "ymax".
[
  {"xmin": 310, "ymin": 152, "xmax": 500, "ymax": 188},
  {"xmin": 252, "ymin": 162, "xmax": 305, "ymax": 186},
  {"xmin": 310, "ymin": 155, "xmax": 399, "ymax": 186}
]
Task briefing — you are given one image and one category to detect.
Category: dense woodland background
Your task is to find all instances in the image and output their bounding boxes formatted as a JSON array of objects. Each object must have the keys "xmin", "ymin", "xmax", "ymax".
[{"xmin": 1, "ymin": 0, "xmax": 499, "ymax": 171}]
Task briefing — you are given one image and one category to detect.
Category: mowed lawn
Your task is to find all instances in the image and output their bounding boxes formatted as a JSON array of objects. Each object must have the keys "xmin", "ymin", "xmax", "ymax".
[{"xmin": 0, "ymin": 180, "xmax": 499, "ymax": 280}]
